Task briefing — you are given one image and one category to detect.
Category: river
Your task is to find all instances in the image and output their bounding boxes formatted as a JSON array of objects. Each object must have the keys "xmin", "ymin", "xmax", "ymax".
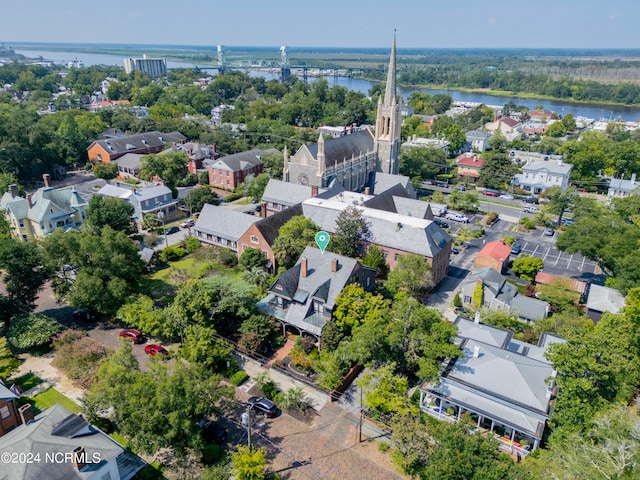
[{"xmin": 15, "ymin": 48, "xmax": 640, "ymax": 122}]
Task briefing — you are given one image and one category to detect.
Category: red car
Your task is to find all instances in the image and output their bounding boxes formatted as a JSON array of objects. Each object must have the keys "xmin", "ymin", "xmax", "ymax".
[
  {"xmin": 119, "ymin": 329, "xmax": 144, "ymax": 344},
  {"xmin": 482, "ymin": 190, "xmax": 499, "ymax": 197},
  {"xmin": 144, "ymin": 344, "xmax": 169, "ymax": 356}
]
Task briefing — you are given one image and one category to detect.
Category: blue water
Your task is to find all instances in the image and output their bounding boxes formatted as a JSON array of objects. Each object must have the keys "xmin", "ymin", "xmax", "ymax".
[{"xmin": 15, "ymin": 48, "xmax": 640, "ymax": 122}]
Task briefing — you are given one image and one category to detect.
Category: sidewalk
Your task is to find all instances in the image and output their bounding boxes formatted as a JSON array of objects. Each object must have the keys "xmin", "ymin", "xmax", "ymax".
[{"xmin": 12, "ymin": 353, "xmax": 84, "ymax": 403}]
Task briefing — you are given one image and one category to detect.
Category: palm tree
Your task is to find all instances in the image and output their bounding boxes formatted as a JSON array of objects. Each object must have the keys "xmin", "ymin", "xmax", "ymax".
[{"xmin": 281, "ymin": 386, "xmax": 309, "ymax": 412}]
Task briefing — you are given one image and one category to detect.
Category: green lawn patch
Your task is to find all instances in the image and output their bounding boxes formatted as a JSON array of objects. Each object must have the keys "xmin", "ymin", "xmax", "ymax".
[
  {"xmin": 29, "ymin": 387, "xmax": 80, "ymax": 414},
  {"xmin": 10, "ymin": 372, "xmax": 43, "ymax": 392}
]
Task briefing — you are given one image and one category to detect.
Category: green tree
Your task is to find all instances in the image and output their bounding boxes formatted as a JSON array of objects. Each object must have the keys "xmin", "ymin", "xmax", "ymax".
[
  {"xmin": 92, "ymin": 162, "xmax": 118, "ymax": 180},
  {"xmin": 447, "ymin": 189, "xmax": 480, "ymax": 212},
  {"xmin": 0, "ymin": 336, "xmax": 20, "ymax": 379},
  {"xmin": 561, "ymin": 113, "xmax": 577, "ymax": 132},
  {"xmin": 7, "ymin": 312, "xmax": 60, "ymax": 350},
  {"xmin": 545, "ymin": 121, "xmax": 567, "ymax": 138},
  {"xmin": 444, "ymin": 123, "xmax": 466, "ymax": 154},
  {"xmin": 479, "ymin": 150, "xmax": 520, "ymax": 190},
  {"xmin": 83, "ymin": 344, "xmax": 230, "ymax": 456},
  {"xmin": 361, "ymin": 244, "xmax": 389, "ymax": 279},
  {"xmin": 0, "ymin": 238, "xmax": 51, "ymax": 326},
  {"xmin": 541, "ymin": 186, "xmax": 578, "ymax": 226},
  {"xmin": 385, "ymin": 253, "xmax": 433, "ymax": 298},
  {"xmin": 85, "ymin": 195, "xmax": 135, "ymax": 234},
  {"xmin": 399, "ymin": 146, "xmax": 446, "ymax": 186},
  {"xmin": 230, "ymin": 446, "xmax": 267, "ymax": 480},
  {"xmin": 139, "ymin": 151, "xmax": 188, "ymax": 197},
  {"xmin": 488, "ymin": 128, "xmax": 508, "ymax": 150},
  {"xmin": 358, "ymin": 363, "xmax": 417, "ymax": 417},
  {"xmin": 239, "ymin": 247, "xmax": 267, "ymax": 270},
  {"xmin": 237, "ymin": 314, "xmax": 278, "ymax": 354},
  {"xmin": 512, "ymin": 255, "xmax": 544, "ymax": 282},
  {"xmin": 332, "ymin": 283, "xmax": 390, "ymax": 335},
  {"xmin": 389, "ymin": 415, "xmax": 431, "ymax": 476},
  {"xmin": 333, "ymin": 206, "xmax": 371, "ymax": 258},
  {"xmin": 272, "ymin": 215, "xmax": 319, "ymax": 269},
  {"xmin": 116, "ymin": 295, "xmax": 171, "ymax": 340},
  {"xmin": 246, "ymin": 173, "xmax": 270, "ymax": 201},
  {"xmin": 181, "ymin": 325, "xmax": 234, "ymax": 373}
]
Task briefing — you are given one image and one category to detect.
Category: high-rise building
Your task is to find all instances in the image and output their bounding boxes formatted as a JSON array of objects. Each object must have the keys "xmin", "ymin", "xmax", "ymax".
[{"xmin": 124, "ymin": 54, "xmax": 167, "ymax": 77}]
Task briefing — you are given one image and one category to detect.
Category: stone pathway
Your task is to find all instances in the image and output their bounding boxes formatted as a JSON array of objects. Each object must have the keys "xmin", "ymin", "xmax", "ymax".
[{"xmin": 267, "ymin": 338, "xmax": 295, "ymax": 367}]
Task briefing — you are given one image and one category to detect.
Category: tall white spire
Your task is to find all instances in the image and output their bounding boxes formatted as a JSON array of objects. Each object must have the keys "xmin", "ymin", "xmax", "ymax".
[{"xmin": 383, "ymin": 30, "xmax": 397, "ymax": 106}]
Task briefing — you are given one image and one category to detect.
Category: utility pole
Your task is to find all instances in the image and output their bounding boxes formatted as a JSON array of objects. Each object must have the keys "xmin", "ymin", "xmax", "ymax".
[
  {"xmin": 358, "ymin": 386, "xmax": 364, "ymax": 443},
  {"xmin": 242, "ymin": 405, "xmax": 252, "ymax": 450},
  {"xmin": 158, "ymin": 211, "xmax": 168, "ymax": 246}
]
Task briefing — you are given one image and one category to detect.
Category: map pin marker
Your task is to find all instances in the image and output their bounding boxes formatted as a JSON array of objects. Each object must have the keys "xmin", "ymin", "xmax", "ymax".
[{"xmin": 315, "ymin": 231, "xmax": 330, "ymax": 254}]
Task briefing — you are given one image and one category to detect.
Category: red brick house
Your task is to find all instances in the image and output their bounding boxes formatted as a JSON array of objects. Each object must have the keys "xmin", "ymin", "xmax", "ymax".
[
  {"xmin": 206, "ymin": 149, "xmax": 265, "ymax": 190},
  {"xmin": 474, "ymin": 240, "xmax": 512, "ymax": 273},
  {"xmin": 0, "ymin": 382, "xmax": 20, "ymax": 437}
]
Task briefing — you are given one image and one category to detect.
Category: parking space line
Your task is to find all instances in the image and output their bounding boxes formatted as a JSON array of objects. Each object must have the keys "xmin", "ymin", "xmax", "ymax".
[
  {"xmin": 554, "ymin": 252, "xmax": 562, "ymax": 267},
  {"xmin": 567, "ymin": 253, "xmax": 574, "ymax": 269},
  {"xmin": 531, "ymin": 245, "xmax": 539, "ymax": 257}
]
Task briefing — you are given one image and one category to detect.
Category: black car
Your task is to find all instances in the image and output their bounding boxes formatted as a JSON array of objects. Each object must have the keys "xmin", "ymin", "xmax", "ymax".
[
  {"xmin": 451, "ymin": 247, "xmax": 460, "ymax": 254},
  {"xmin": 523, "ymin": 196, "xmax": 539, "ymax": 204},
  {"xmin": 248, "ymin": 396, "xmax": 279, "ymax": 418},
  {"xmin": 72, "ymin": 308, "xmax": 97, "ymax": 322},
  {"xmin": 433, "ymin": 218, "xmax": 449, "ymax": 229},
  {"xmin": 165, "ymin": 226, "xmax": 180, "ymax": 235},
  {"xmin": 200, "ymin": 421, "xmax": 227, "ymax": 445}
]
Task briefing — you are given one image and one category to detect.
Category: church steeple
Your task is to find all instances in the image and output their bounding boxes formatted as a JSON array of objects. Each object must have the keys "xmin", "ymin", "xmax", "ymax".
[
  {"xmin": 383, "ymin": 30, "xmax": 397, "ymax": 106},
  {"xmin": 374, "ymin": 32, "xmax": 402, "ymax": 175}
]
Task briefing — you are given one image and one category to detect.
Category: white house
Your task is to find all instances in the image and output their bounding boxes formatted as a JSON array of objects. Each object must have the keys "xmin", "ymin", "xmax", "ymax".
[{"xmin": 513, "ymin": 159, "xmax": 572, "ymax": 194}]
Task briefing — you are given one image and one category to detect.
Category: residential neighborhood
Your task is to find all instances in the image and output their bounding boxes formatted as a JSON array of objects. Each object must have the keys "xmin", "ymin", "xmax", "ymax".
[{"xmin": 2, "ymin": 16, "xmax": 640, "ymax": 480}]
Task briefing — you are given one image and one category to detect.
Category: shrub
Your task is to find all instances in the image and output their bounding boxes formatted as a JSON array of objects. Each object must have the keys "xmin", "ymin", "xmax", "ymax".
[
  {"xmin": 280, "ymin": 386, "xmax": 310, "ymax": 412},
  {"xmin": 159, "ymin": 245, "xmax": 187, "ymax": 263},
  {"xmin": 378, "ymin": 442, "xmax": 390, "ymax": 453},
  {"xmin": 520, "ymin": 217, "xmax": 536, "ymax": 229},
  {"xmin": 202, "ymin": 444, "xmax": 224, "ymax": 465},
  {"xmin": 503, "ymin": 235, "xmax": 515, "ymax": 246},
  {"xmin": 261, "ymin": 380, "xmax": 279, "ymax": 400},
  {"xmin": 453, "ymin": 292, "xmax": 462, "ymax": 308},
  {"xmin": 485, "ymin": 212, "xmax": 498, "ymax": 225},
  {"xmin": 185, "ymin": 237, "xmax": 201, "ymax": 253},
  {"xmin": 290, "ymin": 345, "xmax": 313, "ymax": 370},
  {"xmin": 229, "ymin": 371, "xmax": 249, "ymax": 386},
  {"xmin": 52, "ymin": 334, "xmax": 110, "ymax": 389}
]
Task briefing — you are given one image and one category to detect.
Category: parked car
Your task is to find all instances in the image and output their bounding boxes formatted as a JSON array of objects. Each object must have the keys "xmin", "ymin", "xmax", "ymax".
[
  {"xmin": 451, "ymin": 247, "xmax": 460, "ymax": 254},
  {"xmin": 482, "ymin": 190, "xmax": 499, "ymax": 197},
  {"xmin": 511, "ymin": 242, "xmax": 522, "ymax": 255},
  {"xmin": 119, "ymin": 329, "xmax": 144, "ymax": 344},
  {"xmin": 165, "ymin": 226, "xmax": 180, "ymax": 235},
  {"xmin": 72, "ymin": 308, "xmax": 97, "ymax": 322},
  {"xmin": 180, "ymin": 219, "xmax": 196, "ymax": 228},
  {"xmin": 445, "ymin": 213, "xmax": 470, "ymax": 223},
  {"xmin": 433, "ymin": 218, "xmax": 449, "ymax": 228},
  {"xmin": 523, "ymin": 196, "xmax": 539, "ymax": 204},
  {"xmin": 456, "ymin": 185, "xmax": 466, "ymax": 191},
  {"xmin": 499, "ymin": 194, "xmax": 514, "ymax": 200},
  {"xmin": 523, "ymin": 206, "xmax": 540, "ymax": 214},
  {"xmin": 199, "ymin": 421, "xmax": 227, "ymax": 445},
  {"xmin": 144, "ymin": 344, "xmax": 169, "ymax": 356},
  {"xmin": 544, "ymin": 227, "xmax": 555, "ymax": 236},
  {"xmin": 248, "ymin": 396, "xmax": 279, "ymax": 418},
  {"xmin": 560, "ymin": 218, "xmax": 575, "ymax": 226}
]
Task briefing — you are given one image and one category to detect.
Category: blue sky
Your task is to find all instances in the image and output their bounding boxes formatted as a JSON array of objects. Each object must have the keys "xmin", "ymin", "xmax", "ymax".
[{"xmin": 3, "ymin": 0, "xmax": 639, "ymax": 48}]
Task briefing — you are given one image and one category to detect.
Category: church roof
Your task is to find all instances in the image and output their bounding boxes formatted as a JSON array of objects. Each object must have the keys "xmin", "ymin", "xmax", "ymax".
[{"xmin": 305, "ymin": 130, "xmax": 375, "ymax": 168}]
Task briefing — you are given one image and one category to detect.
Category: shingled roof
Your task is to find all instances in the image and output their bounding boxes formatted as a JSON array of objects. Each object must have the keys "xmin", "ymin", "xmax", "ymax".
[
  {"xmin": 306, "ymin": 130, "xmax": 375, "ymax": 167},
  {"xmin": 88, "ymin": 131, "xmax": 185, "ymax": 156},
  {"xmin": 253, "ymin": 204, "xmax": 304, "ymax": 245}
]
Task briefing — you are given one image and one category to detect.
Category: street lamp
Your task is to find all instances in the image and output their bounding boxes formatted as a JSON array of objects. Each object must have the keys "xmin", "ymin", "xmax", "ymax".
[{"xmin": 157, "ymin": 211, "xmax": 167, "ymax": 246}]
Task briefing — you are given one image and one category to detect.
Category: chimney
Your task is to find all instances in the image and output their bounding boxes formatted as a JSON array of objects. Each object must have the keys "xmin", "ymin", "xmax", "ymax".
[
  {"xmin": 364, "ymin": 186, "xmax": 370, "ymax": 195},
  {"xmin": 72, "ymin": 446, "xmax": 88, "ymax": 471},
  {"xmin": 331, "ymin": 258, "xmax": 339, "ymax": 272},
  {"xmin": 26, "ymin": 193, "xmax": 32, "ymax": 208},
  {"xmin": 19, "ymin": 403, "xmax": 34, "ymax": 425},
  {"xmin": 261, "ymin": 201, "xmax": 267, "ymax": 218},
  {"xmin": 473, "ymin": 345, "xmax": 480, "ymax": 358},
  {"xmin": 301, "ymin": 257, "xmax": 308, "ymax": 278},
  {"xmin": 474, "ymin": 310, "xmax": 481, "ymax": 324},
  {"xmin": 311, "ymin": 185, "xmax": 319, "ymax": 198},
  {"xmin": 8, "ymin": 184, "xmax": 18, "ymax": 198},
  {"xmin": 43, "ymin": 174, "xmax": 51, "ymax": 188}
]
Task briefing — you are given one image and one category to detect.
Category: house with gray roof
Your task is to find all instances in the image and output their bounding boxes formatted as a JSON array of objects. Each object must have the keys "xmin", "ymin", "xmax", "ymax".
[
  {"xmin": 205, "ymin": 149, "xmax": 264, "ymax": 190},
  {"xmin": 97, "ymin": 182, "xmax": 179, "ymax": 227},
  {"xmin": 112, "ymin": 153, "xmax": 143, "ymax": 179},
  {"xmin": 0, "ymin": 403, "xmax": 145, "ymax": 480},
  {"xmin": 301, "ymin": 195, "xmax": 451, "ymax": 283},
  {"xmin": 465, "ymin": 129, "xmax": 490, "ymax": 152},
  {"xmin": 257, "ymin": 246, "xmax": 376, "ymax": 341},
  {"xmin": 260, "ymin": 179, "xmax": 343, "ymax": 217},
  {"xmin": 193, "ymin": 204, "xmax": 259, "ymax": 251},
  {"xmin": 513, "ymin": 158, "xmax": 572, "ymax": 194},
  {"xmin": 607, "ymin": 174, "xmax": 639, "ymax": 199},
  {"xmin": 419, "ymin": 316, "xmax": 561, "ymax": 456},
  {"xmin": 586, "ymin": 284, "xmax": 626, "ymax": 322},
  {"xmin": 87, "ymin": 131, "xmax": 185, "ymax": 163},
  {"xmin": 459, "ymin": 267, "xmax": 549, "ymax": 322},
  {"xmin": 369, "ymin": 172, "xmax": 416, "ymax": 198},
  {"xmin": 0, "ymin": 177, "xmax": 88, "ymax": 242}
]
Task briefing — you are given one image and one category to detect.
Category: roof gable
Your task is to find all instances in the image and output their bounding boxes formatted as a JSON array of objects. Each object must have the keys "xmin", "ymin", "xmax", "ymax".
[{"xmin": 305, "ymin": 130, "xmax": 374, "ymax": 167}]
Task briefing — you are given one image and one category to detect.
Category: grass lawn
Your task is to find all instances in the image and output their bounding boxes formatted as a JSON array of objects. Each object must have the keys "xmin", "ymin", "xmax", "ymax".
[
  {"xmin": 29, "ymin": 387, "xmax": 80, "ymax": 414},
  {"xmin": 9, "ymin": 372, "xmax": 43, "ymax": 392}
]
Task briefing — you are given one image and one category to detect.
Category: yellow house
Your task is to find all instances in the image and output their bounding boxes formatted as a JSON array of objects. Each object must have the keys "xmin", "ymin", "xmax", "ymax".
[{"xmin": 0, "ymin": 176, "xmax": 88, "ymax": 241}]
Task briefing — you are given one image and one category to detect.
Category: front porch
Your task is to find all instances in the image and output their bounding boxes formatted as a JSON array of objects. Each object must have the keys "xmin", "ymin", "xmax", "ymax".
[{"xmin": 419, "ymin": 390, "xmax": 539, "ymax": 457}]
